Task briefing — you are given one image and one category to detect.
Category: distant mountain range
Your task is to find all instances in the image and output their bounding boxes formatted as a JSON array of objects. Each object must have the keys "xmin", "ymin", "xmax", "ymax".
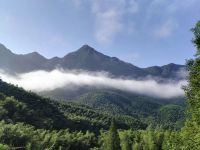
[{"xmin": 0, "ymin": 43, "xmax": 185, "ymax": 80}]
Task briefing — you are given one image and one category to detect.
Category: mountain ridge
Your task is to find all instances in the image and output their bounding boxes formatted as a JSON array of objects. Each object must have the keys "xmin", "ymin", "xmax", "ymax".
[
  {"xmin": 0, "ymin": 43, "xmax": 184, "ymax": 67},
  {"xmin": 0, "ymin": 43, "xmax": 185, "ymax": 80}
]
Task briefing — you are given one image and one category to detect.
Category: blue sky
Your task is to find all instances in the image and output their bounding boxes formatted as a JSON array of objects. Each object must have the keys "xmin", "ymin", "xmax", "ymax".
[{"xmin": 0, "ymin": 0, "xmax": 199, "ymax": 67}]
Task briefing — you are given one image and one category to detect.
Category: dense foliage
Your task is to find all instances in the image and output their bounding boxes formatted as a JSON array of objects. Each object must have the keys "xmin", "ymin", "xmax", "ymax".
[
  {"xmin": 75, "ymin": 90, "xmax": 185, "ymax": 129},
  {"xmin": 0, "ymin": 121, "xmax": 96, "ymax": 150},
  {"xmin": 0, "ymin": 80, "xmax": 68, "ymax": 130},
  {"xmin": 101, "ymin": 120, "xmax": 121, "ymax": 150},
  {"xmin": 0, "ymin": 79, "xmax": 146, "ymax": 133},
  {"xmin": 0, "ymin": 77, "xmax": 185, "ymax": 149}
]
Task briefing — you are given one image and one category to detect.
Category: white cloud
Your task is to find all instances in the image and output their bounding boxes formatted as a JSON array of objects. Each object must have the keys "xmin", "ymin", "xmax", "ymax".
[
  {"xmin": 94, "ymin": 8, "xmax": 123, "ymax": 43},
  {"xmin": 154, "ymin": 20, "xmax": 178, "ymax": 38},
  {"xmin": 145, "ymin": 0, "xmax": 199, "ymax": 39},
  {"xmin": 92, "ymin": 0, "xmax": 139, "ymax": 43},
  {"xmin": 71, "ymin": 0, "xmax": 139, "ymax": 44},
  {"xmin": 176, "ymin": 68, "xmax": 188, "ymax": 79},
  {"xmin": 58, "ymin": 0, "xmax": 200, "ymax": 43},
  {"xmin": 0, "ymin": 69, "xmax": 186, "ymax": 98}
]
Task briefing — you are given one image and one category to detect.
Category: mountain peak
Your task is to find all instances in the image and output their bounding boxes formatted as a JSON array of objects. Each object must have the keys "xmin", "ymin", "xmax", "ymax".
[
  {"xmin": 27, "ymin": 51, "xmax": 42, "ymax": 56},
  {"xmin": 64, "ymin": 44, "xmax": 106, "ymax": 61},
  {"xmin": 23, "ymin": 51, "xmax": 47, "ymax": 63},
  {"xmin": 24, "ymin": 51, "xmax": 44, "ymax": 58},
  {"xmin": 0, "ymin": 43, "xmax": 12, "ymax": 54},
  {"xmin": 77, "ymin": 45, "xmax": 99, "ymax": 54},
  {"xmin": 80, "ymin": 44, "xmax": 94, "ymax": 49},
  {"xmin": 0, "ymin": 43, "xmax": 6, "ymax": 49},
  {"xmin": 63, "ymin": 44, "xmax": 105, "ymax": 59}
]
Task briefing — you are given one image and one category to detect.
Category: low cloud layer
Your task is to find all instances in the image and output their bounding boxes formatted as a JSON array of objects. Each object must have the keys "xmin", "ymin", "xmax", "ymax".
[{"xmin": 0, "ymin": 69, "xmax": 187, "ymax": 98}]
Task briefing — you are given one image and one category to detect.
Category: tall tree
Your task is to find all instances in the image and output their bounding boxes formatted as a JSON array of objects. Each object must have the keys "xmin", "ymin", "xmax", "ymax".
[
  {"xmin": 185, "ymin": 21, "xmax": 200, "ymax": 124},
  {"xmin": 180, "ymin": 20, "xmax": 200, "ymax": 150},
  {"xmin": 104, "ymin": 120, "xmax": 121, "ymax": 150}
]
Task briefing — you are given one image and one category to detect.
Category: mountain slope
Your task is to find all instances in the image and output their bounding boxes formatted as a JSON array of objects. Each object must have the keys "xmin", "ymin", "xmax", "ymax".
[
  {"xmin": 56, "ymin": 45, "xmax": 148, "ymax": 77},
  {"xmin": 0, "ymin": 44, "xmax": 47, "ymax": 73},
  {"xmin": 74, "ymin": 90, "xmax": 185, "ymax": 128},
  {"xmin": 0, "ymin": 79, "xmax": 146, "ymax": 131},
  {"xmin": 0, "ymin": 79, "xmax": 69, "ymax": 129},
  {"xmin": 144, "ymin": 63, "xmax": 186, "ymax": 80},
  {"xmin": 75, "ymin": 90, "xmax": 161, "ymax": 116}
]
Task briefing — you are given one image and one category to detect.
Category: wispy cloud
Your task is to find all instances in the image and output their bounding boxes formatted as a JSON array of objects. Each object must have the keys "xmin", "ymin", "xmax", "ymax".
[
  {"xmin": 0, "ymin": 69, "xmax": 186, "ymax": 98},
  {"xmin": 70, "ymin": 0, "xmax": 200, "ymax": 43},
  {"xmin": 154, "ymin": 19, "xmax": 178, "ymax": 38},
  {"xmin": 91, "ymin": 0, "xmax": 139, "ymax": 44},
  {"xmin": 93, "ymin": 8, "xmax": 123, "ymax": 44},
  {"xmin": 140, "ymin": 0, "xmax": 199, "ymax": 40},
  {"xmin": 72, "ymin": 0, "xmax": 139, "ymax": 44}
]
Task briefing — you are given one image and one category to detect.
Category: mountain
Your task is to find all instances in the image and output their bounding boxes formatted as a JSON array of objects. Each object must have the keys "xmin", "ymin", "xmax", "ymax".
[
  {"xmin": 0, "ymin": 43, "xmax": 185, "ymax": 80},
  {"xmin": 75, "ymin": 90, "xmax": 163, "ymax": 116},
  {"xmin": 0, "ymin": 43, "xmax": 47, "ymax": 73},
  {"xmin": 53, "ymin": 45, "xmax": 148, "ymax": 78},
  {"xmin": 74, "ymin": 89, "xmax": 185, "ymax": 128},
  {"xmin": 144, "ymin": 63, "xmax": 186, "ymax": 80}
]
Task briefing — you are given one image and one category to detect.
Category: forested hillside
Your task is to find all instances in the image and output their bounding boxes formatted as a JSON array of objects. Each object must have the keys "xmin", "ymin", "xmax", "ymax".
[
  {"xmin": 0, "ymin": 79, "xmax": 147, "ymax": 132},
  {"xmin": 0, "ymin": 76, "xmax": 187, "ymax": 149},
  {"xmin": 75, "ymin": 90, "xmax": 185, "ymax": 129},
  {"xmin": 0, "ymin": 75, "xmax": 185, "ymax": 149}
]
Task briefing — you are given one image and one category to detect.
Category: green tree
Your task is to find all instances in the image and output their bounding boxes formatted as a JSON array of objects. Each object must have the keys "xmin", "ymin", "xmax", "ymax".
[
  {"xmin": 104, "ymin": 120, "xmax": 121, "ymax": 150},
  {"xmin": 119, "ymin": 131, "xmax": 132, "ymax": 150},
  {"xmin": 0, "ymin": 144, "xmax": 10, "ymax": 150},
  {"xmin": 186, "ymin": 20, "xmax": 200, "ymax": 124},
  {"xmin": 191, "ymin": 21, "xmax": 200, "ymax": 53},
  {"xmin": 181, "ymin": 20, "xmax": 200, "ymax": 149}
]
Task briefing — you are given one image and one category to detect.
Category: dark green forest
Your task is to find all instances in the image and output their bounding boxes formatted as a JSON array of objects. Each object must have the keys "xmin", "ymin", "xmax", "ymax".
[{"xmin": 0, "ymin": 21, "xmax": 199, "ymax": 149}]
